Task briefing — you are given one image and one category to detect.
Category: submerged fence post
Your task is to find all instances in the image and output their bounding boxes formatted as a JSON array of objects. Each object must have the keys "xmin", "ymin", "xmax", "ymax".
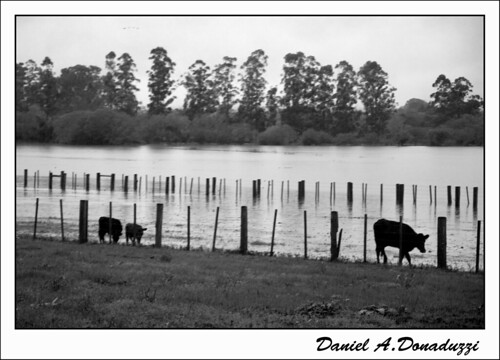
[
  {"xmin": 134, "ymin": 174, "xmax": 138, "ymax": 192},
  {"xmin": 171, "ymin": 175, "xmax": 175, "ymax": 194},
  {"xmin": 270, "ymin": 209, "xmax": 278, "ymax": 256},
  {"xmin": 347, "ymin": 182, "xmax": 353, "ymax": 203},
  {"xmin": 363, "ymin": 214, "xmax": 368, "ymax": 263},
  {"xmin": 437, "ymin": 217, "xmax": 447, "ymax": 269},
  {"xmin": 33, "ymin": 198, "xmax": 39, "ymax": 240},
  {"xmin": 304, "ymin": 210, "xmax": 308, "ymax": 259},
  {"xmin": 240, "ymin": 206, "xmax": 248, "ymax": 254},
  {"xmin": 473, "ymin": 187, "xmax": 478, "ymax": 210},
  {"xmin": 60, "ymin": 199, "xmax": 65, "ymax": 241},
  {"xmin": 212, "ymin": 177, "xmax": 216, "ymax": 195},
  {"xmin": 49, "ymin": 172, "xmax": 53, "ymax": 190},
  {"xmin": 78, "ymin": 200, "xmax": 88, "ymax": 243},
  {"xmin": 24, "ymin": 169, "xmax": 28, "ymax": 188},
  {"xmin": 187, "ymin": 206, "xmax": 191, "ymax": 251},
  {"xmin": 206, "ymin": 178, "xmax": 210, "ymax": 196},
  {"xmin": 447, "ymin": 186, "xmax": 452, "ymax": 206},
  {"xmin": 212, "ymin": 206, "xmax": 220, "ymax": 252},
  {"xmin": 110, "ymin": 174, "xmax": 115, "ymax": 191},
  {"xmin": 85, "ymin": 174, "xmax": 90, "ymax": 192},
  {"xmin": 155, "ymin": 203, "xmax": 163, "ymax": 248},
  {"xmin": 455, "ymin": 186, "xmax": 460, "ymax": 208},
  {"xmin": 124, "ymin": 175, "xmax": 128, "ymax": 192},
  {"xmin": 476, "ymin": 220, "xmax": 481, "ymax": 273},
  {"xmin": 96, "ymin": 172, "xmax": 101, "ymax": 191}
]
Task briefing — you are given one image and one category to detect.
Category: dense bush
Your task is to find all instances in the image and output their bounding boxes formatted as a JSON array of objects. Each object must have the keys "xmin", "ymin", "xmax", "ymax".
[
  {"xmin": 142, "ymin": 112, "xmax": 190, "ymax": 143},
  {"xmin": 257, "ymin": 125, "xmax": 298, "ymax": 145},
  {"xmin": 51, "ymin": 109, "xmax": 139, "ymax": 145},
  {"xmin": 300, "ymin": 129, "xmax": 334, "ymax": 145}
]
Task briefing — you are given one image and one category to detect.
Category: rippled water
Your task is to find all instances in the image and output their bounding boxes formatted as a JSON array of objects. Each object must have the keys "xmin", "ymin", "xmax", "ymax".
[{"xmin": 16, "ymin": 144, "xmax": 484, "ymax": 270}]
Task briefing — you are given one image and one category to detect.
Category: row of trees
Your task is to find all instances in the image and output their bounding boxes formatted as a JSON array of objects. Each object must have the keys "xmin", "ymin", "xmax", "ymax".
[{"xmin": 16, "ymin": 47, "xmax": 483, "ymax": 144}]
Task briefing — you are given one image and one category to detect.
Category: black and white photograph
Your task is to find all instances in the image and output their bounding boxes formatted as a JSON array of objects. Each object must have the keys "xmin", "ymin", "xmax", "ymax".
[{"xmin": 2, "ymin": 1, "xmax": 499, "ymax": 359}]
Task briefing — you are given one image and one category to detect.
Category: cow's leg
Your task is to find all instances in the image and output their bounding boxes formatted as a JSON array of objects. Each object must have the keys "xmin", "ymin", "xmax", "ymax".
[
  {"xmin": 404, "ymin": 252, "xmax": 412, "ymax": 266},
  {"xmin": 382, "ymin": 248, "xmax": 388, "ymax": 264},
  {"xmin": 98, "ymin": 230, "xmax": 105, "ymax": 244},
  {"xmin": 375, "ymin": 246, "xmax": 381, "ymax": 263}
]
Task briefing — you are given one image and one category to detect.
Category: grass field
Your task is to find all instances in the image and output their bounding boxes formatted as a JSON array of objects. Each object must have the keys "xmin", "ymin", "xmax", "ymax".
[{"xmin": 14, "ymin": 234, "xmax": 484, "ymax": 328}]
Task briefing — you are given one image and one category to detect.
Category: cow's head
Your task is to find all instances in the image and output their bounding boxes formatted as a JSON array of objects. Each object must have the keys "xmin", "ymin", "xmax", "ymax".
[
  {"xmin": 136, "ymin": 227, "xmax": 147, "ymax": 242},
  {"xmin": 416, "ymin": 234, "xmax": 429, "ymax": 253}
]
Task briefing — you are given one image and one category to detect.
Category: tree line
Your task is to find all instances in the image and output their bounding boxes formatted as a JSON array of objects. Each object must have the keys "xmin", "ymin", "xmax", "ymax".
[{"xmin": 16, "ymin": 47, "xmax": 484, "ymax": 146}]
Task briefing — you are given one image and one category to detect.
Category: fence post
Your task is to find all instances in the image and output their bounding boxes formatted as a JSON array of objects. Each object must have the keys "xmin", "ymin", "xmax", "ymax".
[
  {"xmin": 85, "ymin": 174, "xmax": 90, "ymax": 192},
  {"xmin": 110, "ymin": 174, "xmax": 115, "ymax": 191},
  {"xmin": 304, "ymin": 210, "xmax": 308, "ymax": 259},
  {"xmin": 132, "ymin": 203, "xmax": 137, "ymax": 245},
  {"xmin": 206, "ymin": 178, "xmax": 210, "ymax": 196},
  {"xmin": 187, "ymin": 206, "xmax": 191, "ymax": 251},
  {"xmin": 78, "ymin": 200, "xmax": 88, "ymax": 243},
  {"xmin": 240, "ymin": 206, "xmax": 248, "ymax": 254},
  {"xmin": 398, "ymin": 216, "xmax": 403, "ymax": 266},
  {"xmin": 429, "ymin": 185, "xmax": 432, "ymax": 204},
  {"xmin": 212, "ymin": 206, "xmax": 220, "ymax": 251},
  {"xmin": 347, "ymin": 182, "xmax": 353, "ymax": 203},
  {"xmin": 155, "ymin": 203, "xmax": 163, "ymax": 248},
  {"xmin": 33, "ymin": 198, "xmax": 39, "ymax": 240},
  {"xmin": 437, "ymin": 217, "xmax": 447, "ymax": 269},
  {"xmin": 447, "ymin": 186, "xmax": 452, "ymax": 206},
  {"xmin": 363, "ymin": 214, "xmax": 368, "ymax": 262},
  {"xmin": 331, "ymin": 211, "xmax": 339, "ymax": 261},
  {"xmin": 166, "ymin": 176, "xmax": 170, "ymax": 195},
  {"xmin": 455, "ymin": 186, "xmax": 460, "ymax": 208},
  {"xmin": 476, "ymin": 220, "xmax": 481, "ymax": 273},
  {"xmin": 171, "ymin": 175, "xmax": 175, "ymax": 193},
  {"xmin": 109, "ymin": 201, "xmax": 113, "ymax": 244},
  {"xmin": 473, "ymin": 187, "xmax": 478, "ymax": 210},
  {"xmin": 60, "ymin": 199, "xmax": 65, "ymax": 241},
  {"xmin": 271, "ymin": 209, "xmax": 278, "ymax": 256},
  {"xmin": 134, "ymin": 174, "xmax": 138, "ymax": 192},
  {"xmin": 49, "ymin": 172, "xmax": 53, "ymax": 190},
  {"xmin": 96, "ymin": 172, "xmax": 101, "ymax": 191},
  {"xmin": 212, "ymin": 177, "xmax": 216, "ymax": 195},
  {"xmin": 24, "ymin": 169, "xmax": 28, "ymax": 188}
]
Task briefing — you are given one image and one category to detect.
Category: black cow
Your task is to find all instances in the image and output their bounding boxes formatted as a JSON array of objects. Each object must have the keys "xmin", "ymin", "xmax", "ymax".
[
  {"xmin": 125, "ymin": 223, "xmax": 147, "ymax": 245},
  {"xmin": 98, "ymin": 217, "xmax": 123, "ymax": 244},
  {"xmin": 373, "ymin": 218, "xmax": 429, "ymax": 265}
]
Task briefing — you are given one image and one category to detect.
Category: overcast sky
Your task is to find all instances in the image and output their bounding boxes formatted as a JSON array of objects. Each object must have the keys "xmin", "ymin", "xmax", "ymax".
[{"xmin": 16, "ymin": 16, "xmax": 483, "ymax": 109}]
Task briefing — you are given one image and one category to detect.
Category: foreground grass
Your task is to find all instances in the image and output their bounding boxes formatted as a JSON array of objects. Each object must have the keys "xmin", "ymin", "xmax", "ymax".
[{"xmin": 15, "ymin": 235, "xmax": 484, "ymax": 328}]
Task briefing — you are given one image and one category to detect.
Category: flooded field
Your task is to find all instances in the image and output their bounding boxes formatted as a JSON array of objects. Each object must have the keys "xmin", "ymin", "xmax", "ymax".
[{"xmin": 16, "ymin": 144, "xmax": 484, "ymax": 270}]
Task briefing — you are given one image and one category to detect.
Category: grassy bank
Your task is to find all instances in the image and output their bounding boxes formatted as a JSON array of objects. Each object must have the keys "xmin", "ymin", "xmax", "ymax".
[{"xmin": 15, "ymin": 234, "xmax": 484, "ymax": 328}]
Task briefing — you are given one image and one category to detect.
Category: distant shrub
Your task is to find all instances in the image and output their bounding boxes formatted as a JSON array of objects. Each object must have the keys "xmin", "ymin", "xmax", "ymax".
[
  {"xmin": 142, "ymin": 111, "xmax": 190, "ymax": 143},
  {"xmin": 331, "ymin": 132, "xmax": 359, "ymax": 145},
  {"xmin": 51, "ymin": 109, "xmax": 138, "ymax": 145},
  {"xmin": 429, "ymin": 128, "xmax": 450, "ymax": 146},
  {"xmin": 230, "ymin": 123, "xmax": 258, "ymax": 144},
  {"xmin": 257, "ymin": 125, "xmax": 298, "ymax": 145},
  {"xmin": 300, "ymin": 129, "xmax": 334, "ymax": 145}
]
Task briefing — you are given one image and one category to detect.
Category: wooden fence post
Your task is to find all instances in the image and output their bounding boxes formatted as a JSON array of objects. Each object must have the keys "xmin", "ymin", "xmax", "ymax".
[
  {"xmin": 33, "ymin": 198, "xmax": 39, "ymax": 240},
  {"xmin": 85, "ymin": 174, "xmax": 90, "ymax": 192},
  {"xmin": 171, "ymin": 175, "xmax": 175, "ymax": 194},
  {"xmin": 124, "ymin": 175, "xmax": 128, "ymax": 192},
  {"xmin": 398, "ymin": 216, "xmax": 403, "ymax": 266},
  {"xmin": 187, "ymin": 206, "xmax": 191, "ymax": 251},
  {"xmin": 437, "ymin": 217, "xmax": 447, "ymax": 269},
  {"xmin": 212, "ymin": 206, "xmax": 220, "ymax": 251},
  {"xmin": 155, "ymin": 203, "xmax": 163, "ymax": 248},
  {"xmin": 96, "ymin": 172, "xmax": 101, "ymax": 191},
  {"xmin": 166, "ymin": 176, "xmax": 170, "ymax": 195},
  {"xmin": 270, "ymin": 209, "xmax": 277, "ymax": 256},
  {"xmin": 347, "ymin": 182, "xmax": 353, "ymax": 203},
  {"xmin": 109, "ymin": 201, "xmax": 113, "ymax": 244},
  {"xmin": 240, "ymin": 206, "xmax": 248, "ymax": 254},
  {"xmin": 363, "ymin": 214, "xmax": 368, "ymax": 262},
  {"xmin": 134, "ymin": 174, "xmax": 138, "ymax": 192},
  {"xmin": 49, "ymin": 172, "xmax": 53, "ymax": 190},
  {"xmin": 473, "ymin": 187, "xmax": 478, "ymax": 210},
  {"xmin": 206, "ymin": 178, "xmax": 210, "ymax": 196},
  {"xmin": 455, "ymin": 186, "xmax": 460, "ymax": 208},
  {"xmin": 476, "ymin": 220, "xmax": 481, "ymax": 273},
  {"xmin": 110, "ymin": 174, "xmax": 115, "ymax": 191},
  {"xmin": 447, "ymin": 186, "xmax": 452, "ymax": 206},
  {"xmin": 60, "ymin": 199, "xmax": 65, "ymax": 241},
  {"xmin": 132, "ymin": 203, "xmax": 137, "ymax": 245},
  {"xmin": 24, "ymin": 169, "xmax": 28, "ymax": 188},
  {"xmin": 330, "ymin": 211, "xmax": 339, "ymax": 261},
  {"xmin": 304, "ymin": 210, "xmax": 308, "ymax": 259},
  {"xmin": 78, "ymin": 200, "xmax": 88, "ymax": 243},
  {"xmin": 212, "ymin": 177, "xmax": 216, "ymax": 195}
]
